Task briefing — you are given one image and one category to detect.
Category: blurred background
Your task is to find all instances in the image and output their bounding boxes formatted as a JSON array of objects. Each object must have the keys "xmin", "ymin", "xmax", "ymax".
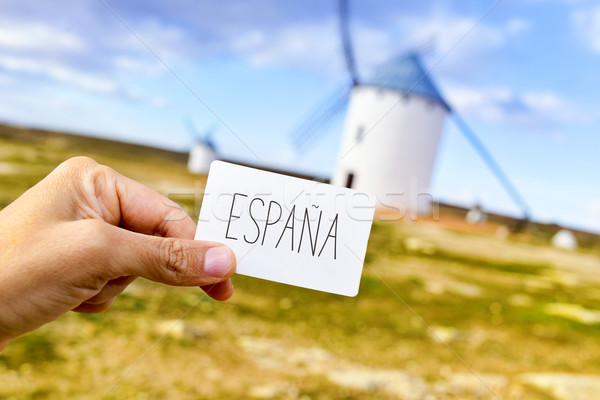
[{"xmin": 1, "ymin": 1, "xmax": 600, "ymax": 399}]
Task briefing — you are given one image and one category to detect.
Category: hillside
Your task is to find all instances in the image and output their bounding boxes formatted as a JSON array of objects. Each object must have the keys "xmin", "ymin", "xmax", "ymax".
[{"xmin": 1, "ymin": 122, "xmax": 600, "ymax": 400}]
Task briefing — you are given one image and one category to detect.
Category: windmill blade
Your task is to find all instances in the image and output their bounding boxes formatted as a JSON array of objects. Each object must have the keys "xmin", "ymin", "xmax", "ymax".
[
  {"xmin": 289, "ymin": 84, "xmax": 351, "ymax": 153},
  {"xmin": 183, "ymin": 118, "xmax": 217, "ymax": 142},
  {"xmin": 339, "ymin": 0, "xmax": 359, "ymax": 86},
  {"xmin": 414, "ymin": 37, "xmax": 436, "ymax": 58},
  {"xmin": 203, "ymin": 124, "xmax": 218, "ymax": 142},
  {"xmin": 286, "ymin": 0, "xmax": 355, "ymax": 155},
  {"xmin": 183, "ymin": 118, "xmax": 203, "ymax": 141},
  {"xmin": 450, "ymin": 112, "xmax": 531, "ymax": 222}
]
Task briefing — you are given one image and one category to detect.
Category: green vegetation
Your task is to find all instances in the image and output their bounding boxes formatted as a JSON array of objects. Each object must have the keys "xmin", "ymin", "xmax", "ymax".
[{"xmin": 1, "ymin": 123, "xmax": 600, "ymax": 399}]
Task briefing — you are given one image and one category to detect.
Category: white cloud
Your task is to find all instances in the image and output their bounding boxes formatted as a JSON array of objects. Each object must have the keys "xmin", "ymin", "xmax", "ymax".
[
  {"xmin": 522, "ymin": 92, "xmax": 586, "ymax": 123},
  {"xmin": 115, "ymin": 18, "xmax": 191, "ymax": 62},
  {"xmin": 404, "ymin": 16, "xmax": 503, "ymax": 55},
  {"xmin": 0, "ymin": 53, "xmax": 116, "ymax": 94},
  {"xmin": 572, "ymin": 5, "xmax": 600, "ymax": 52},
  {"xmin": 230, "ymin": 18, "xmax": 344, "ymax": 72},
  {"xmin": 113, "ymin": 56, "xmax": 162, "ymax": 75},
  {"xmin": 0, "ymin": 14, "xmax": 179, "ymax": 102},
  {"xmin": 229, "ymin": 18, "xmax": 389, "ymax": 75},
  {"xmin": 445, "ymin": 85, "xmax": 590, "ymax": 127},
  {"xmin": 227, "ymin": 12, "xmax": 531, "ymax": 79},
  {"xmin": 124, "ymin": 87, "xmax": 167, "ymax": 108},
  {"xmin": 229, "ymin": 17, "xmax": 397, "ymax": 77},
  {"xmin": 0, "ymin": 21, "xmax": 85, "ymax": 53},
  {"xmin": 0, "ymin": 52, "xmax": 166, "ymax": 107},
  {"xmin": 408, "ymin": 15, "xmax": 522, "ymax": 72},
  {"xmin": 0, "ymin": 3, "xmax": 534, "ymax": 89},
  {"xmin": 506, "ymin": 18, "xmax": 532, "ymax": 35}
]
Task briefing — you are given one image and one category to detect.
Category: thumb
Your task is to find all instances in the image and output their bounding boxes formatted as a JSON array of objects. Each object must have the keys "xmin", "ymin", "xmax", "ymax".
[{"xmin": 110, "ymin": 227, "xmax": 236, "ymax": 286}]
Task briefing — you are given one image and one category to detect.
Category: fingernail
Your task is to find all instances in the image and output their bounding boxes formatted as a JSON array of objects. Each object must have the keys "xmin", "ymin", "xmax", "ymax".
[{"xmin": 204, "ymin": 247, "xmax": 234, "ymax": 278}]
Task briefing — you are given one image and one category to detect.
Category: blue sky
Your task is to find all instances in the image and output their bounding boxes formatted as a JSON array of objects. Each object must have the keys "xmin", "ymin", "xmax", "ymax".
[{"xmin": 1, "ymin": 0, "xmax": 599, "ymax": 233}]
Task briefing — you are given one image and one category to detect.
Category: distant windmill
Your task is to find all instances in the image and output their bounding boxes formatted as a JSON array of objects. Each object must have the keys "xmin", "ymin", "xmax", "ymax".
[
  {"xmin": 290, "ymin": 0, "xmax": 530, "ymax": 225},
  {"xmin": 185, "ymin": 119, "xmax": 218, "ymax": 175}
]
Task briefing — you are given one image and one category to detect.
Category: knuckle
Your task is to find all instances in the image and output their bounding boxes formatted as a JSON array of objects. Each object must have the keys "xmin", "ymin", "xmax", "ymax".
[
  {"xmin": 89, "ymin": 164, "xmax": 116, "ymax": 182},
  {"xmin": 59, "ymin": 158, "xmax": 117, "ymax": 193},
  {"xmin": 85, "ymin": 163, "xmax": 117, "ymax": 191},
  {"xmin": 87, "ymin": 164, "xmax": 116, "ymax": 196},
  {"xmin": 159, "ymin": 238, "xmax": 189, "ymax": 282},
  {"xmin": 60, "ymin": 156, "xmax": 98, "ymax": 173},
  {"xmin": 53, "ymin": 157, "xmax": 106, "ymax": 200}
]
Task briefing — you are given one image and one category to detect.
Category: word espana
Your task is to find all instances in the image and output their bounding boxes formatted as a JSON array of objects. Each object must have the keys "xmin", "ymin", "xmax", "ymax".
[{"xmin": 225, "ymin": 193, "xmax": 339, "ymax": 260}]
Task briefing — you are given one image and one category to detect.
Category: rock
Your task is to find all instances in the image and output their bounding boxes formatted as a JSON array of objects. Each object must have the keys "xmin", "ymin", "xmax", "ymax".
[
  {"xmin": 496, "ymin": 225, "xmax": 510, "ymax": 240},
  {"xmin": 327, "ymin": 367, "xmax": 427, "ymax": 400},
  {"xmin": 239, "ymin": 337, "xmax": 289, "ymax": 370},
  {"xmin": 0, "ymin": 162, "xmax": 19, "ymax": 175},
  {"xmin": 524, "ymin": 278, "xmax": 553, "ymax": 291},
  {"xmin": 542, "ymin": 270, "xmax": 579, "ymax": 287},
  {"xmin": 153, "ymin": 320, "xmax": 209, "ymax": 340},
  {"xmin": 424, "ymin": 281, "xmax": 445, "ymax": 295},
  {"xmin": 544, "ymin": 303, "xmax": 600, "ymax": 325},
  {"xmin": 249, "ymin": 385, "xmax": 279, "ymax": 399},
  {"xmin": 404, "ymin": 237, "xmax": 437, "ymax": 255},
  {"xmin": 466, "ymin": 205, "xmax": 487, "ymax": 225},
  {"xmin": 519, "ymin": 373, "xmax": 600, "ymax": 400},
  {"xmin": 249, "ymin": 383, "xmax": 298, "ymax": 399},
  {"xmin": 551, "ymin": 229, "xmax": 578, "ymax": 251},
  {"xmin": 508, "ymin": 294, "xmax": 533, "ymax": 307},
  {"xmin": 428, "ymin": 326, "xmax": 466, "ymax": 343},
  {"xmin": 449, "ymin": 281, "xmax": 482, "ymax": 298},
  {"xmin": 239, "ymin": 336, "xmax": 335, "ymax": 373},
  {"xmin": 424, "ymin": 280, "xmax": 482, "ymax": 298},
  {"xmin": 287, "ymin": 346, "xmax": 336, "ymax": 374},
  {"xmin": 433, "ymin": 373, "xmax": 507, "ymax": 398},
  {"xmin": 240, "ymin": 336, "xmax": 428, "ymax": 399}
]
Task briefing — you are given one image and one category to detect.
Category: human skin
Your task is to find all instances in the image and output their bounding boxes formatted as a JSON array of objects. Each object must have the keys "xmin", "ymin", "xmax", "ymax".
[{"xmin": 0, "ymin": 157, "xmax": 236, "ymax": 350}]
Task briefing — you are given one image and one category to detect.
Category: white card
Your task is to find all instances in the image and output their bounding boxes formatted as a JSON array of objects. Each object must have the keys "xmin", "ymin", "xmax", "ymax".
[{"xmin": 195, "ymin": 161, "xmax": 376, "ymax": 297}]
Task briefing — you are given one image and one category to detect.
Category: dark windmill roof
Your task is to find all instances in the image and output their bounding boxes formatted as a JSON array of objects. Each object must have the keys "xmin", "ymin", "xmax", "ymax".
[
  {"xmin": 364, "ymin": 52, "xmax": 450, "ymax": 110},
  {"xmin": 198, "ymin": 137, "xmax": 217, "ymax": 152}
]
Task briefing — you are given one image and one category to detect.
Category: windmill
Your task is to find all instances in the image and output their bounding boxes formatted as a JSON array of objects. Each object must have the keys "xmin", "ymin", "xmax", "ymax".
[
  {"xmin": 185, "ymin": 119, "xmax": 218, "ymax": 175},
  {"xmin": 290, "ymin": 0, "xmax": 530, "ymax": 225}
]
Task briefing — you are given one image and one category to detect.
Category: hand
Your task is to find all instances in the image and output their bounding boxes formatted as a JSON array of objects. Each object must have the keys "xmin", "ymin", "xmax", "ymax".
[{"xmin": 0, "ymin": 157, "xmax": 236, "ymax": 346}]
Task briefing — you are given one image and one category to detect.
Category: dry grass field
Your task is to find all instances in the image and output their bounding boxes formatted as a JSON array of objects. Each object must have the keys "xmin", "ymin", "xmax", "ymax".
[{"xmin": 1, "ymin": 123, "xmax": 600, "ymax": 400}]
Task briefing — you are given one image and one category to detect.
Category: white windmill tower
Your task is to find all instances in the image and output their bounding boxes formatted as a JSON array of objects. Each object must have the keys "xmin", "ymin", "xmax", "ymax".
[
  {"xmin": 290, "ymin": 0, "xmax": 531, "ymax": 225},
  {"xmin": 331, "ymin": 53, "xmax": 449, "ymax": 214},
  {"xmin": 185, "ymin": 120, "xmax": 218, "ymax": 175}
]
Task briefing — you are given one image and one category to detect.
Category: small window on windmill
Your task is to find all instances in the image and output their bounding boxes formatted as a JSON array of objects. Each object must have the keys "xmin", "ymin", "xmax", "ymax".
[
  {"xmin": 376, "ymin": 88, "xmax": 386, "ymax": 99},
  {"xmin": 426, "ymin": 99, "xmax": 435, "ymax": 110},
  {"xmin": 355, "ymin": 125, "xmax": 365, "ymax": 142},
  {"xmin": 345, "ymin": 172, "xmax": 355, "ymax": 189},
  {"xmin": 402, "ymin": 93, "xmax": 410, "ymax": 103}
]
